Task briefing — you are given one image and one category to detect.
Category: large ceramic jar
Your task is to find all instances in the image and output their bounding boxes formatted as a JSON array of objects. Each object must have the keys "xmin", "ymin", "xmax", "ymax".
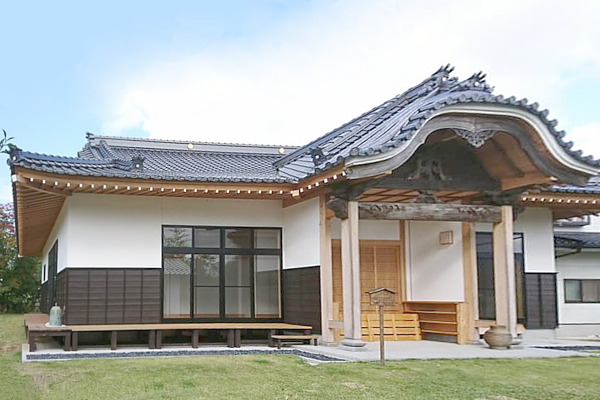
[{"xmin": 483, "ymin": 325, "xmax": 512, "ymax": 349}]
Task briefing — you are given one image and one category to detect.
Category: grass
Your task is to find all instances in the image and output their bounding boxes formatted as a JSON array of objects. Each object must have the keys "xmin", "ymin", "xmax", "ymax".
[{"xmin": 1, "ymin": 314, "xmax": 600, "ymax": 399}]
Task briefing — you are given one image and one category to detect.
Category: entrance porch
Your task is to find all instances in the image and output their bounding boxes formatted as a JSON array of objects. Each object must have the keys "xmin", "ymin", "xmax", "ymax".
[{"xmin": 321, "ymin": 198, "xmax": 518, "ymax": 347}]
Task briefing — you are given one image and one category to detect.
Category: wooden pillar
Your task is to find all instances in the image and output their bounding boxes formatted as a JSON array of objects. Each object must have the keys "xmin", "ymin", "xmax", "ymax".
[
  {"xmin": 492, "ymin": 205, "xmax": 518, "ymax": 338},
  {"xmin": 461, "ymin": 222, "xmax": 478, "ymax": 343},
  {"xmin": 319, "ymin": 195, "xmax": 335, "ymax": 343},
  {"xmin": 340, "ymin": 201, "xmax": 366, "ymax": 348}
]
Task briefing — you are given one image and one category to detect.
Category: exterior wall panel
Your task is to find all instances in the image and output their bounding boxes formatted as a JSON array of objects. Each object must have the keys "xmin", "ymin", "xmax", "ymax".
[
  {"xmin": 556, "ymin": 251, "xmax": 600, "ymax": 325},
  {"xmin": 476, "ymin": 207, "xmax": 556, "ymax": 273},
  {"xmin": 61, "ymin": 268, "xmax": 161, "ymax": 325},
  {"xmin": 283, "ymin": 197, "xmax": 320, "ymax": 269},
  {"xmin": 407, "ymin": 220, "xmax": 464, "ymax": 301},
  {"xmin": 525, "ymin": 273, "xmax": 558, "ymax": 329},
  {"xmin": 282, "ymin": 266, "xmax": 321, "ymax": 333}
]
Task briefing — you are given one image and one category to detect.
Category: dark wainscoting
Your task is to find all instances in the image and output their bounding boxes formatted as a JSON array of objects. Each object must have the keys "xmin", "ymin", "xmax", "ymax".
[
  {"xmin": 282, "ymin": 266, "xmax": 321, "ymax": 334},
  {"xmin": 525, "ymin": 272, "xmax": 558, "ymax": 329},
  {"xmin": 40, "ymin": 281, "xmax": 49, "ymax": 313},
  {"xmin": 56, "ymin": 268, "xmax": 161, "ymax": 325}
]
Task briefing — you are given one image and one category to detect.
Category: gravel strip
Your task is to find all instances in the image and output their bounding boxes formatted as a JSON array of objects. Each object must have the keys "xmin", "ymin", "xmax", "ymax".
[{"xmin": 25, "ymin": 348, "xmax": 346, "ymax": 363}]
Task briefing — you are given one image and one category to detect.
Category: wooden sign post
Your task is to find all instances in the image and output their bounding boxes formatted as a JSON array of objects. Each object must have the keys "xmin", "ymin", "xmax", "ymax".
[{"xmin": 367, "ymin": 288, "xmax": 397, "ymax": 366}]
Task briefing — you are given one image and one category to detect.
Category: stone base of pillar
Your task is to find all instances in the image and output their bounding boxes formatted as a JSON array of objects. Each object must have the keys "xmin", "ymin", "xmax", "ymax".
[
  {"xmin": 340, "ymin": 338, "xmax": 367, "ymax": 351},
  {"xmin": 318, "ymin": 341, "xmax": 339, "ymax": 347}
]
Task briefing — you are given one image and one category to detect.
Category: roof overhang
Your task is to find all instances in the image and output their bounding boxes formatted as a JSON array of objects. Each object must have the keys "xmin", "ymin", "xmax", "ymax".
[
  {"xmin": 11, "ymin": 166, "xmax": 344, "ymax": 256},
  {"xmin": 343, "ymin": 103, "xmax": 599, "ymax": 184}
]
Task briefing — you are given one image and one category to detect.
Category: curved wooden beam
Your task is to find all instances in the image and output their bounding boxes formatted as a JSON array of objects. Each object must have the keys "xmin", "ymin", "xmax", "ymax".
[{"xmin": 345, "ymin": 113, "xmax": 591, "ymax": 186}]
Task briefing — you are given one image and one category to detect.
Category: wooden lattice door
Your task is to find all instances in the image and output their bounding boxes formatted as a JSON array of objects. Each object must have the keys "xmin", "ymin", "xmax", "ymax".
[{"xmin": 332, "ymin": 240, "xmax": 404, "ymax": 316}]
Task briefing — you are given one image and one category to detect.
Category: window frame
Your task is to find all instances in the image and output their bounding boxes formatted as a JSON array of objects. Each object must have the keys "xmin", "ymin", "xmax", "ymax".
[
  {"xmin": 161, "ymin": 225, "xmax": 283, "ymax": 323},
  {"xmin": 564, "ymin": 279, "xmax": 600, "ymax": 304}
]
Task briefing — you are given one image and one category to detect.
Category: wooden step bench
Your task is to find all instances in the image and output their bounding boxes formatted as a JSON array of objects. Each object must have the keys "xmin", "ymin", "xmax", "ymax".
[
  {"xmin": 24, "ymin": 314, "xmax": 72, "ymax": 352},
  {"xmin": 271, "ymin": 335, "xmax": 318, "ymax": 349}
]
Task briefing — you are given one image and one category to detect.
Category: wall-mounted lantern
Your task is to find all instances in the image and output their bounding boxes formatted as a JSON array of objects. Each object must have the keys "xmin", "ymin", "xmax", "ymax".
[{"xmin": 439, "ymin": 230, "xmax": 453, "ymax": 245}]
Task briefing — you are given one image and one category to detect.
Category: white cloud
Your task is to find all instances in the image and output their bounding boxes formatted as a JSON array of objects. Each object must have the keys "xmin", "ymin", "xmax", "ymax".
[
  {"xmin": 100, "ymin": 0, "xmax": 600, "ymax": 146},
  {"xmin": 567, "ymin": 122, "xmax": 600, "ymax": 158}
]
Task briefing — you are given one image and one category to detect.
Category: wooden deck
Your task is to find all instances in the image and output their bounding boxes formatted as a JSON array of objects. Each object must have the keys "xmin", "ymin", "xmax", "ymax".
[
  {"xmin": 24, "ymin": 314, "xmax": 312, "ymax": 352},
  {"xmin": 24, "ymin": 314, "xmax": 71, "ymax": 352}
]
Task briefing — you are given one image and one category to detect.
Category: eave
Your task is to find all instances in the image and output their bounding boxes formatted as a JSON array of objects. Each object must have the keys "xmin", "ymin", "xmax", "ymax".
[{"xmin": 12, "ymin": 166, "xmax": 347, "ymax": 257}]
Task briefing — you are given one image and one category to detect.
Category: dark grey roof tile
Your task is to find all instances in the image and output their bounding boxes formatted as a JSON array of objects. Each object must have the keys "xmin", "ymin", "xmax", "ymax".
[{"xmin": 274, "ymin": 65, "xmax": 600, "ymax": 180}]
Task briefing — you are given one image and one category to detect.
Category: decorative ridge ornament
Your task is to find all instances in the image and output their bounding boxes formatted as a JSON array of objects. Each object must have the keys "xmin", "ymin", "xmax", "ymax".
[{"xmin": 453, "ymin": 129, "xmax": 496, "ymax": 148}]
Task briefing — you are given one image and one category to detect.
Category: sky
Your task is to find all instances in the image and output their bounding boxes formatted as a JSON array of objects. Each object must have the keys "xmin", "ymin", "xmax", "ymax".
[{"xmin": 1, "ymin": 0, "xmax": 599, "ymax": 202}]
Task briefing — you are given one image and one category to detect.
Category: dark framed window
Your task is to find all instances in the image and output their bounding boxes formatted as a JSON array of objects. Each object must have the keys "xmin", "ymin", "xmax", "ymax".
[
  {"xmin": 162, "ymin": 226, "xmax": 282, "ymax": 321},
  {"xmin": 564, "ymin": 279, "xmax": 600, "ymax": 303},
  {"xmin": 475, "ymin": 232, "xmax": 525, "ymax": 323},
  {"xmin": 46, "ymin": 241, "xmax": 58, "ymax": 310}
]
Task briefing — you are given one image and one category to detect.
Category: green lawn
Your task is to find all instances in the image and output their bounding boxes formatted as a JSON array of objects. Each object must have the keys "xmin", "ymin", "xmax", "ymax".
[{"xmin": 2, "ymin": 314, "xmax": 600, "ymax": 399}]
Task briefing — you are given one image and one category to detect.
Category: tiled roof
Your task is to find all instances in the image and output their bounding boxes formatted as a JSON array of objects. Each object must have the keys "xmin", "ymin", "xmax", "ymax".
[
  {"xmin": 549, "ymin": 176, "xmax": 600, "ymax": 195},
  {"xmin": 274, "ymin": 65, "xmax": 600, "ymax": 180},
  {"xmin": 555, "ymin": 232, "xmax": 600, "ymax": 249},
  {"xmin": 9, "ymin": 134, "xmax": 299, "ymax": 184},
  {"xmin": 8, "ymin": 65, "xmax": 600, "ymax": 185}
]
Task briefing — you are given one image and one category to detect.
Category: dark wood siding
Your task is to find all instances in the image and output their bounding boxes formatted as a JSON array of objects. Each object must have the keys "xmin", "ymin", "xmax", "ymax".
[
  {"xmin": 282, "ymin": 266, "xmax": 321, "ymax": 333},
  {"xmin": 55, "ymin": 269, "xmax": 67, "ymax": 312},
  {"xmin": 525, "ymin": 273, "xmax": 558, "ymax": 329},
  {"xmin": 62, "ymin": 268, "xmax": 161, "ymax": 325},
  {"xmin": 88, "ymin": 270, "xmax": 107, "ymax": 324},
  {"xmin": 40, "ymin": 281, "xmax": 49, "ymax": 313}
]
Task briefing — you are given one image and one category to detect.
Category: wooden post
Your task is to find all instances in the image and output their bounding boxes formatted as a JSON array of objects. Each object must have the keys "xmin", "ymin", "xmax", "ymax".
[
  {"xmin": 492, "ymin": 205, "xmax": 518, "ymax": 338},
  {"xmin": 461, "ymin": 222, "xmax": 478, "ymax": 343},
  {"xmin": 367, "ymin": 288, "xmax": 396, "ymax": 364},
  {"xmin": 72, "ymin": 332, "xmax": 78, "ymax": 351},
  {"xmin": 149, "ymin": 330, "xmax": 156, "ymax": 349},
  {"xmin": 319, "ymin": 194, "xmax": 335, "ymax": 343},
  {"xmin": 379, "ymin": 305, "xmax": 385, "ymax": 366},
  {"xmin": 110, "ymin": 331, "xmax": 118, "ymax": 351},
  {"xmin": 191, "ymin": 330, "xmax": 199, "ymax": 349},
  {"xmin": 340, "ymin": 201, "xmax": 366, "ymax": 348},
  {"xmin": 156, "ymin": 331, "xmax": 162, "ymax": 349}
]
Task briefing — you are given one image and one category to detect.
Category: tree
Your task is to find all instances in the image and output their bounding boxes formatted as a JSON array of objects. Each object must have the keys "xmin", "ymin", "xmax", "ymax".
[
  {"xmin": 0, "ymin": 129, "xmax": 14, "ymax": 153},
  {"xmin": 0, "ymin": 203, "xmax": 41, "ymax": 313}
]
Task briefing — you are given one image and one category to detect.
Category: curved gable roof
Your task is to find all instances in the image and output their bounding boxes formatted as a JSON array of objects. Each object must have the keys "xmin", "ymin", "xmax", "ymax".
[{"xmin": 275, "ymin": 65, "xmax": 600, "ymax": 181}]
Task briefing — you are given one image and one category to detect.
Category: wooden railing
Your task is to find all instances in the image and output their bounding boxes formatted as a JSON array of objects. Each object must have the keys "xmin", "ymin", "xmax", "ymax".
[{"xmin": 403, "ymin": 301, "xmax": 469, "ymax": 344}]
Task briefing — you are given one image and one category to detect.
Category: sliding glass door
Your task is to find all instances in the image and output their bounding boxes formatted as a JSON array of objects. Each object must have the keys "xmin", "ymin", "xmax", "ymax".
[{"xmin": 162, "ymin": 226, "xmax": 282, "ymax": 321}]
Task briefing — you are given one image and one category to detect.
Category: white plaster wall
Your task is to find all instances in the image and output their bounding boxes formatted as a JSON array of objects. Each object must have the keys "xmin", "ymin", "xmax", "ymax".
[
  {"xmin": 68, "ymin": 194, "xmax": 162, "ymax": 268},
  {"xmin": 406, "ymin": 220, "xmax": 464, "ymax": 301},
  {"xmin": 476, "ymin": 207, "xmax": 556, "ymax": 273},
  {"xmin": 41, "ymin": 198, "xmax": 70, "ymax": 278},
  {"xmin": 331, "ymin": 219, "xmax": 400, "ymax": 240},
  {"xmin": 161, "ymin": 197, "xmax": 283, "ymax": 227},
  {"xmin": 65, "ymin": 194, "xmax": 284, "ymax": 269},
  {"xmin": 282, "ymin": 197, "xmax": 320, "ymax": 269},
  {"xmin": 556, "ymin": 251, "xmax": 600, "ymax": 325},
  {"xmin": 515, "ymin": 208, "xmax": 556, "ymax": 273}
]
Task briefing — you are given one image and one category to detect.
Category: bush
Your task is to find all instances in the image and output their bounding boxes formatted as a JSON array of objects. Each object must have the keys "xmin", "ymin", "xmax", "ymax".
[{"xmin": 0, "ymin": 203, "xmax": 41, "ymax": 313}]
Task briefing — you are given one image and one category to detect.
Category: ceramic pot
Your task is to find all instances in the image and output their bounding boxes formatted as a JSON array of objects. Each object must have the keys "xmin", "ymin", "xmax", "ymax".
[
  {"xmin": 49, "ymin": 303, "xmax": 63, "ymax": 327},
  {"xmin": 483, "ymin": 325, "xmax": 512, "ymax": 349}
]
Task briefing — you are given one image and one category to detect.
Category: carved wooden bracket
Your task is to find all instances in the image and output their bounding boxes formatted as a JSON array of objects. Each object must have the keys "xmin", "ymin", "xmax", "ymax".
[
  {"xmin": 327, "ymin": 197, "xmax": 348, "ymax": 219},
  {"xmin": 453, "ymin": 128, "xmax": 496, "ymax": 148},
  {"xmin": 412, "ymin": 190, "xmax": 441, "ymax": 204}
]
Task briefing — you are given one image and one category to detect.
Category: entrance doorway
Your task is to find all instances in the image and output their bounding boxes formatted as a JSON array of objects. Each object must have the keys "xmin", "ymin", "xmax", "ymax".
[{"xmin": 331, "ymin": 240, "xmax": 404, "ymax": 316}]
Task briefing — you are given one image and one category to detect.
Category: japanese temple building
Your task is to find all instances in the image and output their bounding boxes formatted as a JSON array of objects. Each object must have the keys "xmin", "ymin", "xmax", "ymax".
[{"xmin": 10, "ymin": 66, "xmax": 600, "ymax": 348}]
